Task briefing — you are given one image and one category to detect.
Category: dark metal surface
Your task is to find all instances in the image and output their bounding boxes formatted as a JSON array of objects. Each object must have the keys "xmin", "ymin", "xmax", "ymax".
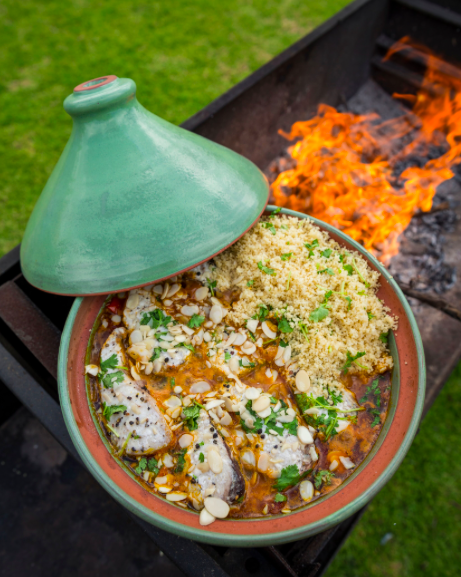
[{"xmin": 1, "ymin": 0, "xmax": 461, "ymax": 574}]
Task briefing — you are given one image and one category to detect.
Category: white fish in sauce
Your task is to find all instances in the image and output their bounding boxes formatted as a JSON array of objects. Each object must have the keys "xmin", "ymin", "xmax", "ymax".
[
  {"xmin": 100, "ymin": 328, "xmax": 173, "ymax": 454},
  {"xmin": 187, "ymin": 411, "xmax": 244, "ymax": 508}
]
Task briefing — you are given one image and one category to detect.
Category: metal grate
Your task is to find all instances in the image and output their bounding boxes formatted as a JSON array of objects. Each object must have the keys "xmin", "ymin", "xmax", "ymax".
[{"xmin": 1, "ymin": 0, "xmax": 461, "ymax": 574}]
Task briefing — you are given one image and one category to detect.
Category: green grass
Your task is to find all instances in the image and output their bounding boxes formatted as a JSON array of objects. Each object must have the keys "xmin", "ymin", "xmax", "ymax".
[
  {"xmin": 0, "ymin": 0, "xmax": 351, "ymax": 257},
  {"xmin": 326, "ymin": 361, "xmax": 461, "ymax": 577}
]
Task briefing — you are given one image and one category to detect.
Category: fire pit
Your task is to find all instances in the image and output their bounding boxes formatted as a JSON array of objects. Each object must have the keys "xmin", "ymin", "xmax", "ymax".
[{"xmin": 1, "ymin": 0, "xmax": 461, "ymax": 574}]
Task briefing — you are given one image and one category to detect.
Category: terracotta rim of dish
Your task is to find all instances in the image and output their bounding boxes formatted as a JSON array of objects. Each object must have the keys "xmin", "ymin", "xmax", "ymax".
[{"xmin": 57, "ymin": 206, "xmax": 426, "ymax": 546}]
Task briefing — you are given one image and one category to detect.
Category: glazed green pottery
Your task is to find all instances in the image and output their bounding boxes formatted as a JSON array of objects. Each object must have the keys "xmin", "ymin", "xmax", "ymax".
[
  {"xmin": 58, "ymin": 206, "xmax": 425, "ymax": 547},
  {"xmin": 20, "ymin": 76, "xmax": 269, "ymax": 296}
]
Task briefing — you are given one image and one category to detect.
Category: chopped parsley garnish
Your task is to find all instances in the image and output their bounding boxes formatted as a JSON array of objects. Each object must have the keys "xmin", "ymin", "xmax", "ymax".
[
  {"xmin": 370, "ymin": 409, "xmax": 381, "ymax": 427},
  {"xmin": 183, "ymin": 402, "xmax": 203, "ymax": 431},
  {"xmin": 273, "ymin": 464, "xmax": 311, "ymax": 491},
  {"xmin": 262, "ymin": 222, "xmax": 277, "ymax": 235},
  {"xmin": 258, "ymin": 261, "xmax": 276, "ymax": 276},
  {"xmin": 101, "ymin": 371, "xmax": 125, "ymax": 389},
  {"xmin": 342, "ymin": 351, "xmax": 368, "ymax": 373},
  {"xmin": 295, "ymin": 394, "xmax": 341, "ymax": 439},
  {"xmin": 224, "ymin": 352, "xmax": 231, "ymax": 362},
  {"xmin": 247, "ymin": 280, "xmax": 254, "ymax": 287},
  {"xmin": 321, "ymin": 249, "xmax": 332, "ymax": 258},
  {"xmin": 102, "ymin": 402, "xmax": 126, "ymax": 420},
  {"xmin": 379, "ymin": 331, "xmax": 389, "ymax": 344},
  {"xmin": 98, "ymin": 354, "xmax": 127, "ymax": 388},
  {"xmin": 147, "ymin": 457, "xmax": 159, "ymax": 475},
  {"xmin": 252, "ymin": 304, "xmax": 272, "ymax": 322},
  {"xmin": 304, "ymin": 239, "xmax": 319, "ymax": 258},
  {"xmin": 352, "ymin": 258, "xmax": 370, "ymax": 288},
  {"xmin": 367, "ymin": 311, "xmax": 375, "ymax": 320},
  {"xmin": 309, "ymin": 304, "xmax": 329, "ymax": 322},
  {"xmin": 141, "ymin": 309, "xmax": 172, "ymax": 328},
  {"xmin": 281, "ymin": 252, "xmax": 292, "ymax": 261},
  {"xmin": 239, "ymin": 359, "xmax": 256, "ymax": 368},
  {"xmin": 313, "ymin": 470, "xmax": 334, "ymax": 489},
  {"xmin": 174, "ymin": 448, "xmax": 188, "ymax": 473},
  {"xmin": 206, "ymin": 278, "xmax": 217, "ymax": 296},
  {"xmin": 359, "ymin": 379, "xmax": 382, "ymax": 428},
  {"xmin": 199, "ymin": 452, "xmax": 205, "ymax": 463},
  {"xmin": 317, "ymin": 267, "xmax": 335, "ymax": 276},
  {"xmin": 298, "ymin": 321, "xmax": 309, "ymax": 341},
  {"xmin": 100, "ymin": 354, "xmax": 119, "ymax": 372},
  {"xmin": 274, "ymin": 493, "xmax": 287, "ymax": 502},
  {"xmin": 269, "ymin": 207, "xmax": 281, "ymax": 217},
  {"xmin": 279, "ymin": 339, "xmax": 288, "ymax": 348},
  {"xmin": 149, "ymin": 348, "xmax": 164, "ymax": 362},
  {"xmin": 358, "ymin": 290, "xmax": 366, "ymax": 295},
  {"xmin": 343, "ymin": 264, "xmax": 354, "ymax": 276},
  {"xmin": 188, "ymin": 314, "xmax": 205, "ymax": 328},
  {"xmin": 278, "ymin": 316, "xmax": 293, "ymax": 333},
  {"xmin": 177, "ymin": 342, "xmax": 195, "ymax": 353},
  {"xmin": 135, "ymin": 457, "xmax": 147, "ymax": 475}
]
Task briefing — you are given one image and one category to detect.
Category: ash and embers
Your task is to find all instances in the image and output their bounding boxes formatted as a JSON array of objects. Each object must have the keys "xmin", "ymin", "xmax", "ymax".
[{"xmin": 266, "ymin": 39, "xmax": 461, "ymax": 294}]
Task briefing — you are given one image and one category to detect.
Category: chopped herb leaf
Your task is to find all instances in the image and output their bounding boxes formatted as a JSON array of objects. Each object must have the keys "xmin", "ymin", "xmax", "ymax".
[
  {"xmin": 224, "ymin": 352, "xmax": 231, "ymax": 362},
  {"xmin": 135, "ymin": 457, "xmax": 147, "ymax": 475},
  {"xmin": 317, "ymin": 267, "xmax": 335, "ymax": 276},
  {"xmin": 367, "ymin": 311, "xmax": 375, "ymax": 320},
  {"xmin": 252, "ymin": 304, "xmax": 272, "ymax": 322},
  {"xmin": 206, "ymin": 278, "xmax": 217, "ymax": 296},
  {"xmin": 321, "ymin": 249, "xmax": 332, "ymax": 258},
  {"xmin": 379, "ymin": 331, "xmax": 389, "ymax": 344},
  {"xmin": 101, "ymin": 371, "xmax": 125, "ymax": 389},
  {"xmin": 100, "ymin": 354, "xmax": 119, "ymax": 372},
  {"xmin": 147, "ymin": 457, "xmax": 159, "ymax": 475},
  {"xmin": 141, "ymin": 309, "xmax": 172, "ymax": 329},
  {"xmin": 273, "ymin": 464, "xmax": 311, "ymax": 491},
  {"xmin": 183, "ymin": 402, "xmax": 202, "ymax": 431},
  {"xmin": 178, "ymin": 343, "xmax": 195, "ymax": 353},
  {"xmin": 149, "ymin": 348, "xmax": 164, "ymax": 362},
  {"xmin": 102, "ymin": 402, "xmax": 127, "ymax": 420},
  {"xmin": 304, "ymin": 239, "xmax": 319, "ymax": 258},
  {"xmin": 309, "ymin": 305, "xmax": 329, "ymax": 322},
  {"xmin": 188, "ymin": 314, "xmax": 205, "ymax": 328},
  {"xmin": 247, "ymin": 280, "xmax": 254, "ymax": 287},
  {"xmin": 258, "ymin": 261, "xmax": 276, "ymax": 276},
  {"xmin": 313, "ymin": 470, "xmax": 334, "ymax": 489},
  {"xmin": 199, "ymin": 452, "xmax": 205, "ymax": 463},
  {"xmin": 262, "ymin": 222, "xmax": 277, "ymax": 235},
  {"xmin": 269, "ymin": 207, "xmax": 281, "ymax": 217},
  {"xmin": 358, "ymin": 290, "xmax": 366, "ymax": 295},
  {"xmin": 298, "ymin": 321, "xmax": 309, "ymax": 341},
  {"xmin": 274, "ymin": 493, "xmax": 287, "ymax": 502},
  {"xmin": 343, "ymin": 264, "xmax": 354, "ymax": 276},
  {"xmin": 342, "ymin": 351, "xmax": 367, "ymax": 373},
  {"xmin": 281, "ymin": 252, "xmax": 292, "ymax": 261},
  {"xmin": 279, "ymin": 339, "xmax": 289, "ymax": 348},
  {"xmin": 278, "ymin": 316, "xmax": 293, "ymax": 333},
  {"xmin": 239, "ymin": 359, "xmax": 256, "ymax": 368},
  {"xmin": 174, "ymin": 449, "xmax": 188, "ymax": 473},
  {"xmin": 352, "ymin": 258, "xmax": 370, "ymax": 288}
]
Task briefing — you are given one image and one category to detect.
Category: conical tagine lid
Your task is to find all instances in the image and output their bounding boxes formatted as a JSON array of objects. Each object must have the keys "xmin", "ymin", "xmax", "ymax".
[{"xmin": 20, "ymin": 75, "xmax": 269, "ymax": 296}]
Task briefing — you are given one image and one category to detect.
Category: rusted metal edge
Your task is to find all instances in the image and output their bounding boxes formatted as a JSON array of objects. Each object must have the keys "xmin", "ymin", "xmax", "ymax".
[{"xmin": 399, "ymin": 283, "xmax": 461, "ymax": 323}]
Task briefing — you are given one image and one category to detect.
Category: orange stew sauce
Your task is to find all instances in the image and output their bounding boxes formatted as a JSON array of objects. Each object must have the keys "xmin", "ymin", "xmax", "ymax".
[{"xmin": 87, "ymin": 276, "xmax": 391, "ymax": 518}]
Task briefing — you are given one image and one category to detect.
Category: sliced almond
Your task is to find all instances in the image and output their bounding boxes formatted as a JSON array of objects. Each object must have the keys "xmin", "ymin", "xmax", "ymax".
[{"xmin": 204, "ymin": 497, "xmax": 230, "ymax": 519}]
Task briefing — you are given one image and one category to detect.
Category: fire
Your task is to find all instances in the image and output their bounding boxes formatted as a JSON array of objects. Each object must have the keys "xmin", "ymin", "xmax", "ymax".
[{"xmin": 271, "ymin": 37, "xmax": 461, "ymax": 262}]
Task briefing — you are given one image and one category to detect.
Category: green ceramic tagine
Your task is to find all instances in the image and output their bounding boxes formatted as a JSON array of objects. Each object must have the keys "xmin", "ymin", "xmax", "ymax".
[{"xmin": 20, "ymin": 75, "xmax": 269, "ymax": 296}]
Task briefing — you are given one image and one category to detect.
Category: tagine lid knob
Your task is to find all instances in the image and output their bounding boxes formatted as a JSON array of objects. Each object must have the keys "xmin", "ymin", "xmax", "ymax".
[{"xmin": 20, "ymin": 76, "xmax": 269, "ymax": 296}]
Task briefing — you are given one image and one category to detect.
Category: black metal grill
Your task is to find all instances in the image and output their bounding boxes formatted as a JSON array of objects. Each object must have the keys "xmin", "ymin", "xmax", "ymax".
[{"xmin": 1, "ymin": 0, "xmax": 461, "ymax": 574}]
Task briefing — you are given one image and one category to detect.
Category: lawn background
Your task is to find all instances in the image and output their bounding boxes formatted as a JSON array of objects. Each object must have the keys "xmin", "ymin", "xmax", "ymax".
[{"xmin": 1, "ymin": 2, "xmax": 460, "ymax": 576}]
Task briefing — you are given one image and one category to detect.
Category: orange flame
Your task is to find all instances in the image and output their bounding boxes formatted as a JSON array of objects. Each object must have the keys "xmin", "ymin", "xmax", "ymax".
[{"xmin": 271, "ymin": 37, "xmax": 461, "ymax": 262}]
